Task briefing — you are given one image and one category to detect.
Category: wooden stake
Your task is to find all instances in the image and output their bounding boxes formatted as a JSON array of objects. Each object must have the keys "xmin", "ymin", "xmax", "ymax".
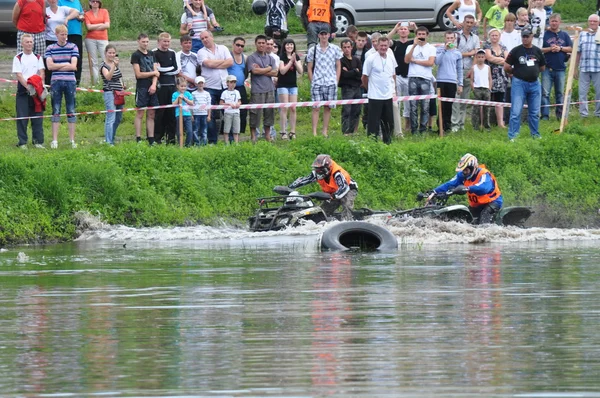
[
  {"xmin": 179, "ymin": 103, "xmax": 184, "ymax": 148},
  {"xmin": 559, "ymin": 26, "xmax": 583, "ymax": 134}
]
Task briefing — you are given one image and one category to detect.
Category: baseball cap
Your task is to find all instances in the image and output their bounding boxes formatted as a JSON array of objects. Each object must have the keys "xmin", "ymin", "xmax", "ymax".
[
  {"xmin": 194, "ymin": 76, "xmax": 205, "ymax": 84},
  {"xmin": 476, "ymin": 48, "xmax": 486, "ymax": 55},
  {"xmin": 226, "ymin": 74, "xmax": 237, "ymax": 82},
  {"xmin": 318, "ymin": 26, "xmax": 330, "ymax": 34},
  {"xmin": 521, "ymin": 28, "xmax": 533, "ymax": 36}
]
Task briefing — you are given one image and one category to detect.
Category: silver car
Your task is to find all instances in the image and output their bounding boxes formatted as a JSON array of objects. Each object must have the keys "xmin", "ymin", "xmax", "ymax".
[{"xmin": 296, "ymin": 0, "xmax": 456, "ymax": 36}]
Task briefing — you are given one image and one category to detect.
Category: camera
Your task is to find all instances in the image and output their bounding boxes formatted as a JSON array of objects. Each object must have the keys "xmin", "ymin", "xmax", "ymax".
[{"xmin": 400, "ymin": 21, "xmax": 409, "ymax": 27}]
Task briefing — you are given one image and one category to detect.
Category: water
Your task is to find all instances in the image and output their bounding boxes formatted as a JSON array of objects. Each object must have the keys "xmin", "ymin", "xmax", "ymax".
[{"xmin": 2, "ymin": 219, "xmax": 600, "ymax": 397}]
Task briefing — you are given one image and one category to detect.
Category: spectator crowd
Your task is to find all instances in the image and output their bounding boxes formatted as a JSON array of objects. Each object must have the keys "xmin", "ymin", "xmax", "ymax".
[{"xmin": 10, "ymin": 0, "xmax": 599, "ymax": 149}]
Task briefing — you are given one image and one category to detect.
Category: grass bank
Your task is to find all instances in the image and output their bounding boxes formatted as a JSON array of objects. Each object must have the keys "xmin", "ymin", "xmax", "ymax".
[{"xmin": 1, "ymin": 121, "xmax": 600, "ymax": 245}]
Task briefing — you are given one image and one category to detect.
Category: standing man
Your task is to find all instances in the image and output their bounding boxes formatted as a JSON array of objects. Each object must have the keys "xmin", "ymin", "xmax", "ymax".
[
  {"xmin": 176, "ymin": 34, "xmax": 199, "ymax": 94},
  {"xmin": 541, "ymin": 13, "xmax": 572, "ymax": 121},
  {"xmin": 362, "ymin": 37, "xmax": 397, "ymax": 144},
  {"xmin": 451, "ymin": 15, "xmax": 479, "ymax": 132},
  {"xmin": 58, "ymin": 0, "xmax": 84, "ymax": 85},
  {"xmin": 307, "ymin": 26, "xmax": 342, "ymax": 138},
  {"xmin": 435, "ymin": 31, "xmax": 463, "ymax": 133},
  {"xmin": 197, "ymin": 30, "xmax": 233, "ymax": 144},
  {"xmin": 13, "ymin": 34, "xmax": 45, "ymax": 149},
  {"xmin": 264, "ymin": 0, "xmax": 295, "ymax": 42},
  {"xmin": 339, "ymin": 38, "xmax": 362, "ymax": 135},
  {"xmin": 301, "ymin": 0, "xmax": 336, "ymax": 50},
  {"xmin": 247, "ymin": 35, "xmax": 278, "ymax": 143},
  {"xmin": 504, "ymin": 28, "xmax": 546, "ymax": 141},
  {"xmin": 388, "ymin": 21, "xmax": 415, "ymax": 131},
  {"xmin": 131, "ymin": 33, "xmax": 159, "ymax": 144},
  {"xmin": 404, "ymin": 26, "xmax": 436, "ymax": 135},
  {"xmin": 576, "ymin": 14, "xmax": 600, "ymax": 118},
  {"xmin": 153, "ymin": 32, "xmax": 179, "ymax": 145},
  {"xmin": 45, "ymin": 24, "xmax": 78, "ymax": 149},
  {"xmin": 227, "ymin": 37, "xmax": 249, "ymax": 135}
]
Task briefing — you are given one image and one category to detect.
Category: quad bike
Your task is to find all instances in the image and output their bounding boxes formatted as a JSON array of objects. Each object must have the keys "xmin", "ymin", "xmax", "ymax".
[{"xmin": 396, "ymin": 185, "xmax": 533, "ymax": 227}]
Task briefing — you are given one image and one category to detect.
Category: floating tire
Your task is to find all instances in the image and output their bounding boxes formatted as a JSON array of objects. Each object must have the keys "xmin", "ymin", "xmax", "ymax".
[{"xmin": 320, "ymin": 222, "xmax": 398, "ymax": 251}]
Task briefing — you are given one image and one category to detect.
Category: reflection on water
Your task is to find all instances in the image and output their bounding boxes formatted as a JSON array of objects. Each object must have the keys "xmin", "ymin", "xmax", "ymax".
[{"xmin": 1, "ymin": 236, "xmax": 600, "ymax": 396}]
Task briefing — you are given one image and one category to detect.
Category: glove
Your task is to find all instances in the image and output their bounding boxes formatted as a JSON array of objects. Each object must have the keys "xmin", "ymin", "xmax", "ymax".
[{"xmin": 453, "ymin": 186, "xmax": 469, "ymax": 195}]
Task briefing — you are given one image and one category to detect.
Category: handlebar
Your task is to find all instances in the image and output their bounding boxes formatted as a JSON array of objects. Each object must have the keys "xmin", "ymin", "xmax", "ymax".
[{"xmin": 417, "ymin": 185, "xmax": 467, "ymax": 206}]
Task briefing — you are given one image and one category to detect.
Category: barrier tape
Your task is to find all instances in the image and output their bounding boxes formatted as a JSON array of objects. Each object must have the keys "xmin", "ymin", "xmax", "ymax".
[{"xmin": 0, "ymin": 78, "xmax": 134, "ymax": 95}]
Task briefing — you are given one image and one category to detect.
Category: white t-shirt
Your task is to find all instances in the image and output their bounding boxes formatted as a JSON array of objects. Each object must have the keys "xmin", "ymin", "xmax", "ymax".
[
  {"xmin": 198, "ymin": 44, "xmax": 233, "ymax": 89},
  {"xmin": 530, "ymin": 8, "xmax": 546, "ymax": 48},
  {"xmin": 45, "ymin": 6, "xmax": 74, "ymax": 41},
  {"xmin": 220, "ymin": 88, "xmax": 241, "ymax": 114},
  {"xmin": 500, "ymin": 30, "xmax": 521, "ymax": 54},
  {"xmin": 270, "ymin": 52, "xmax": 280, "ymax": 85},
  {"xmin": 192, "ymin": 89, "xmax": 211, "ymax": 116},
  {"xmin": 362, "ymin": 52, "xmax": 397, "ymax": 100},
  {"xmin": 12, "ymin": 52, "xmax": 45, "ymax": 82},
  {"xmin": 405, "ymin": 43, "xmax": 437, "ymax": 80},
  {"xmin": 176, "ymin": 50, "xmax": 199, "ymax": 90},
  {"xmin": 472, "ymin": 64, "xmax": 490, "ymax": 88},
  {"xmin": 180, "ymin": 12, "xmax": 208, "ymax": 40}
]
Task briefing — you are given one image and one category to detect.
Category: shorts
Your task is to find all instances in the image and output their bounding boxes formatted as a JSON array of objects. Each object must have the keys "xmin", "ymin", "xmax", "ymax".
[
  {"xmin": 249, "ymin": 91, "xmax": 275, "ymax": 128},
  {"xmin": 277, "ymin": 86, "xmax": 298, "ymax": 96},
  {"xmin": 136, "ymin": 86, "xmax": 160, "ymax": 108},
  {"xmin": 310, "ymin": 84, "xmax": 337, "ymax": 109}
]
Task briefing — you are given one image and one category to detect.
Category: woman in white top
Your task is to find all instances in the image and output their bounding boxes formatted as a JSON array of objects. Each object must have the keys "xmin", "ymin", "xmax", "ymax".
[
  {"xmin": 446, "ymin": 0, "xmax": 482, "ymax": 31},
  {"xmin": 45, "ymin": 0, "xmax": 79, "ymax": 43}
]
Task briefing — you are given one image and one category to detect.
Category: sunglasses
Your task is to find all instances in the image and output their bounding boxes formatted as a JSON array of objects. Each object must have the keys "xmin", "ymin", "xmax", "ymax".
[{"xmin": 235, "ymin": 43, "xmax": 245, "ymax": 48}]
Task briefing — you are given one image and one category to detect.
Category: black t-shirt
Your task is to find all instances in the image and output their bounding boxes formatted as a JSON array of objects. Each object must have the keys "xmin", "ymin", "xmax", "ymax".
[
  {"xmin": 391, "ymin": 39, "xmax": 413, "ymax": 77},
  {"xmin": 277, "ymin": 53, "xmax": 300, "ymax": 88},
  {"xmin": 506, "ymin": 44, "xmax": 545, "ymax": 82},
  {"xmin": 130, "ymin": 49, "xmax": 155, "ymax": 88},
  {"xmin": 153, "ymin": 48, "xmax": 178, "ymax": 86}
]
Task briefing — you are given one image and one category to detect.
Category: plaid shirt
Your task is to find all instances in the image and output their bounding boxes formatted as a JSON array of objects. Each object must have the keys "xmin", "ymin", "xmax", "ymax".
[
  {"xmin": 578, "ymin": 31, "xmax": 600, "ymax": 73},
  {"xmin": 307, "ymin": 43, "xmax": 342, "ymax": 86}
]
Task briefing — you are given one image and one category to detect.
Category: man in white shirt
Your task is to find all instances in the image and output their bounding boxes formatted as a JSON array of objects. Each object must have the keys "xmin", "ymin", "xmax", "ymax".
[
  {"xmin": 362, "ymin": 37, "xmax": 397, "ymax": 144},
  {"xmin": 198, "ymin": 30, "xmax": 233, "ymax": 144},
  {"xmin": 13, "ymin": 33, "xmax": 45, "ymax": 149},
  {"xmin": 176, "ymin": 35, "xmax": 199, "ymax": 93},
  {"xmin": 404, "ymin": 26, "xmax": 436, "ymax": 135}
]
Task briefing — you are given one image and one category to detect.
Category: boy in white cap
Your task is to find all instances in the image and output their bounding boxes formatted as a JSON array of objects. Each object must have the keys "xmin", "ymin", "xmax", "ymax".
[
  {"xmin": 192, "ymin": 75, "xmax": 212, "ymax": 145},
  {"xmin": 220, "ymin": 74, "xmax": 242, "ymax": 143}
]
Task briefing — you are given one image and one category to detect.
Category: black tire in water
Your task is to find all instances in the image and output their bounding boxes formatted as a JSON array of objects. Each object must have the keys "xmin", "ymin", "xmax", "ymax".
[{"xmin": 320, "ymin": 221, "xmax": 398, "ymax": 251}]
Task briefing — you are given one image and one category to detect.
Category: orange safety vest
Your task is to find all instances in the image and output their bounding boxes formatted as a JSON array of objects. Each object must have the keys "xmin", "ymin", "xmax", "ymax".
[
  {"xmin": 317, "ymin": 160, "xmax": 351, "ymax": 194},
  {"xmin": 464, "ymin": 165, "xmax": 502, "ymax": 207},
  {"xmin": 307, "ymin": 0, "xmax": 332, "ymax": 24}
]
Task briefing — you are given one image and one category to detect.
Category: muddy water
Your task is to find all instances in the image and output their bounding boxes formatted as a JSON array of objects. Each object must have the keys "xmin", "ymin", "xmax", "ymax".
[{"xmin": 1, "ymin": 220, "xmax": 600, "ymax": 397}]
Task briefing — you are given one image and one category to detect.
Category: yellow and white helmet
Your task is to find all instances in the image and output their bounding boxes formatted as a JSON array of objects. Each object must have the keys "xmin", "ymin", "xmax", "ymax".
[{"xmin": 456, "ymin": 153, "xmax": 478, "ymax": 177}]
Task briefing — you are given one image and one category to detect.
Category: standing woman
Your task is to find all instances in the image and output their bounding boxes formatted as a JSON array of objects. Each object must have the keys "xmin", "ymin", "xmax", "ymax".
[
  {"xmin": 44, "ymin": 0, "xmax": 79, "ymax": 85},
  {"xmin": 277, "ymin": 38, "xmax": 302, "ymax": 140},
  {"xmin": 84, "ymin": 0, "xmax": 110, "ymax": 85},
  {"xmin": 100, "ymin": 44, "xmax": 124, "ymax": 145},
  {"xmin": 12, "ymin": 0, "xmax": 46, "ymax": 55},
  {"xmin": 484, "ymin": 28, "xmax": 508, "ymax": 128},
  {"xmin": 446, "ymin": 0, "xmax": 482, "ymax": 32}
]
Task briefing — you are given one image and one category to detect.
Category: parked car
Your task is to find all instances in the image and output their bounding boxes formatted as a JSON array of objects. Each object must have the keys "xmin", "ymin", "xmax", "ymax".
[
  {"xmin": 0, "ymin": 0, "xmax": 17, "ymax": 45},
  {"xmin": 296, "ymin": 0, "xmax": 456, "ymax": 36}
]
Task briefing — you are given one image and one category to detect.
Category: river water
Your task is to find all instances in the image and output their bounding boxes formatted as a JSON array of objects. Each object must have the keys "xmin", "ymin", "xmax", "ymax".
[{"xmin": 2, "ymin": 218, "xmax": 600, "ymax": 397}]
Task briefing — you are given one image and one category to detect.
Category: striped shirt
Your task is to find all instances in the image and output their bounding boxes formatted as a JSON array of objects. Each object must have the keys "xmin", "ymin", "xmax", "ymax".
[
  {"xmin": 100, "ymin": 62, "xmax": 123, "ymax": 91},
  {"xmin": 45, "ymin": 42, "xmax": 79, "ymax": 82},
  {"xmin": 192, "ymin": 89, "xmax": 211, "ymax": 115},
  {"xmin": 306, "ymin": 43, "xmax": 342, "ymax": 86},
  {"xmin": 578, "ymin": 31, "xmax": 600, "ymax": 73}
]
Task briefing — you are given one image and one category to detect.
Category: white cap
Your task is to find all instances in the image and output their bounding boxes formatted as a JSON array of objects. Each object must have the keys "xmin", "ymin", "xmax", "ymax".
[{"xmin": 194, "ymin": 76, "xmax": 205, "ymax": 84}]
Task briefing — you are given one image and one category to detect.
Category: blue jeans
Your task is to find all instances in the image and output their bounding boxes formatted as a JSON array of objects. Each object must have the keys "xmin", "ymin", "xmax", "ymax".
[
  {"xmin": 194, "ymin": 115, "xmax": 207, "ymax": 145},
  {"xmin": 508, "ymin": 77, "xmax": 541, "ymax": 140},
  {"xmin": 205, "ymin": 88, "xmax": 222, "ymax": 144},
  {"xmin": 541, "ymin": 68, "xmax": 565, "ymax": 119},
  {"xmin": 103, "ymin": 91, "xmax": 123, "ymax": 144},
  {"xmin": 51, "ymin": 80, "xmax": 76, "ymax": 123},
  {"xmin": 408, "ymin": 77, "xmax": 430, "ymax": 134},
  {"xmin": 182, "ymin": 115, "xmax": 195, "ymax": 146}
]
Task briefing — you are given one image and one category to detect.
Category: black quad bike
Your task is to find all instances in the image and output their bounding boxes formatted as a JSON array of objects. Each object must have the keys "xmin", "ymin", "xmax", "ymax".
[
  {"xmin": 248, "ymin": 186, "xmax": 392, "ymax": 232},
  {"xmin": 396, "ymin": 185, "xmax": 533, "ymax": 227}
]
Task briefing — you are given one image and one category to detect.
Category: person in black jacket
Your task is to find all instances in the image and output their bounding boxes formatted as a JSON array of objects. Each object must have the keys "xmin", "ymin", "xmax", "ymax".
[
  {"xmin": 339, "ymin": 39, "xmax": 362, "ymax": 135},
  {"xmin": 153, "ymin": 32, "xmax": 180, "ymax": 144}
]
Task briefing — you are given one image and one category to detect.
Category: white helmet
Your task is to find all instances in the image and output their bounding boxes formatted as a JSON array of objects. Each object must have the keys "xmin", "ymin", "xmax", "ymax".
[{"xmin": 456, "ymin": 153, "xmax": 478, "ymax": 178}]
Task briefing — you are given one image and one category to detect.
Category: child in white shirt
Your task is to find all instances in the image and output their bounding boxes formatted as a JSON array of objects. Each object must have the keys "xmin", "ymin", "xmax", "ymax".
[
  {"xmin": 220, "ymin": 75, "xmax": 242, "ymax": 143},
  {"xmin": 469, "ymin": 49, "xmax": 492, "ymax": 131},
  {"xmin": 192, "ymin": 76, "xmax": 212, "ymax": 145}
]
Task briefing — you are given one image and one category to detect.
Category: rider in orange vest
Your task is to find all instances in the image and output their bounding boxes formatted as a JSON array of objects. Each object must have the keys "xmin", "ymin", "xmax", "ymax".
[
  {"xmin": 432, "ymin": 153, "xmax": 503, "ymax": 224},
  {"xmin": 301, "ymin": 0, "xmax": 336, "ymax": 49},
  {"xmin": 289, "ymin": 154, "xmax": 358, "ymax": 220}
]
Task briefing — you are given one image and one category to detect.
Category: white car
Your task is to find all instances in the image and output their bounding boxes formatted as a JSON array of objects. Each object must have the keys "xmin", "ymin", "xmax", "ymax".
[{"xmin": 296, "ymin": 0, "xmax": 457, "ymax": 36}]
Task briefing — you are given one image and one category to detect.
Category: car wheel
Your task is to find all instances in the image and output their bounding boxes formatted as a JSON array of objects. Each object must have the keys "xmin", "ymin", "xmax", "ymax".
[
  {"xmin": 437, "ymin": 4, "xmax": 456, "ymax": 31},
  {"xmin": 320, "ymin": 221, "xmax": 398, "ymax": 251},
  {"xmin": 334, "ymin": 10, "xmax": 353, "ymax": 37}
]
